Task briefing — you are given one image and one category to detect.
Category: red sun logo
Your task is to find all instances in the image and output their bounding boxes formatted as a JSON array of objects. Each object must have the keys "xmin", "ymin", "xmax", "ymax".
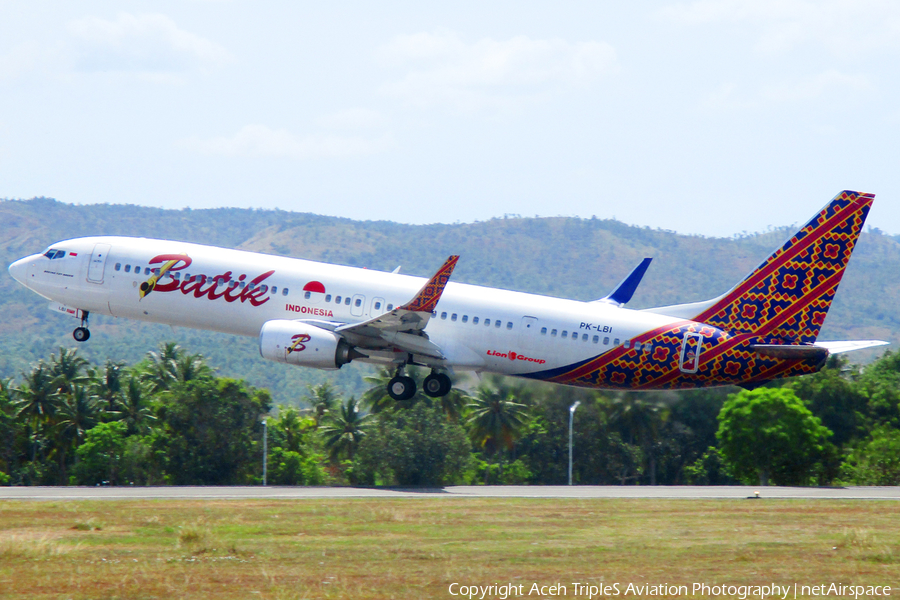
[{"xmin": 303, "ymin": 281, "xmax": 326, "ymax": 294}]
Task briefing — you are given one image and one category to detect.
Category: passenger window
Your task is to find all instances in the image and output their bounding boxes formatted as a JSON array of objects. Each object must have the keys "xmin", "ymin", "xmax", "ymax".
[
  {"xmin": 114, "ymin": 263, "xmax": 121, "ymax": 271},
  {"xmin": 145, "ymin": 267, "xmax": 151, "ymax": 275},
  {"xmin": 593, "ymin": 335, "xmax": 599, "ymax": 343},
  {"xmin": 355, "ymin": 298, "xmax": 362, "ymax": 307},
  {"xmin": 335, "ymin": 296, "xmax": 342, "ymax": 303},
  {"xmin": 506, "ymin": 322, "xmax": 512, "ymax": 329},
  {"xmin": 462, "ymin": 315, "xmax": 468, "ymax": 323},
  {"xmin": 259, "ymin": 285, "xmax": 267, "ymax": 294},
  {"xmin": 614, "ymin": 338, "xmax": 620, "ymax": 345},
  {"xmin": 305, "ymin": 291, "xmax": 311, "ymax": 299},
  {"xmin": 562, "ymin": 331, "xmax": 568, "ymax": 338},
  {"xmin": 153, "ymin": 269, "xmax": 160, "ymax": 276},
  {"xmin": 173, "ymin": 272, "xmax": 180, "ymax": 280},
  {"xmin": 574, "ymin": 335, "xmax": 580, "ymax": 342},
  {"xmin": 451, "ymin": 314, "xmax": 458, "ymax": 322},
  {"xmin": 495, "ymin": 321, "xmax": 501, "ymax": 328},
  {"xmin": 634, "ymin": 342, "xmax": 642, "ymax": 351},
  {"xmin": 124, "ymin": 265, "xmax": 131, "ymax": 273},
  {"xmin": 441, "ymin": 312, "xmax": 447, "ymax": 319},
  {"xmin": 551, "ymin": 329, "xmax": 557, "ymax": 336},
  {"xmin": 603, "ymin": 337, "xmax": 609, "ymax": 345},
  {"xmin": 325, "ymin": 294, "xmax": 331, "ymax": 302},
  {"xmin": 484, "ymin": 319, "xmax": 490, "ymax": 326},
  {"xmin": 345, "ymin": 297, "xmax": 351, "ymax": 305},
  {"xmin": 282, "ymin": 288, "xmax": 289, "ymax": 296},
  {"xmin": 624, "ymin": 340, "xmax": 631, "ymax": 348},
  {"xmin": 271, "ymin": 286, "xmax": 278, "ymax": 294},
  {"xmin": 387, "ymin": 304, "xmax": 393, "ymax": 310},
  {"xmin": 541, "ymin": 327, "xmax": 547, "ymax": 335},
  {"xmin": 374, "ymin": 301, "xmax": 381, "ymax": 310},
  {"xmin": 473, "ymin": 317, "xmax": 479, "ymax": 324},
  {"xmin": 582, "ymin": 334, "xmax": 588, "ymax": 341}
]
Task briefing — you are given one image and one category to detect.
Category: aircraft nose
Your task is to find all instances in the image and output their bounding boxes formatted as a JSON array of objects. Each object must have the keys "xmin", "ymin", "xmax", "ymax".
[{"xmin": 8, "ymin": 256, "xmax": 32, "ymax": 284}]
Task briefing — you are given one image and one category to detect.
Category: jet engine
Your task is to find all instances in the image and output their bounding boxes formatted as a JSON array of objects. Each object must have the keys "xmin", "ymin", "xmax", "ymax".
[{"xmin": 259, "ymin": 320, "xmax": 361, "ymax": 370}]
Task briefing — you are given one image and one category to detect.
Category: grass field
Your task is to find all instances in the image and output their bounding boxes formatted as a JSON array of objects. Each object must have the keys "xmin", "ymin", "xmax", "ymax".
[{"xmin": 0, "ymin": 498, "xmax": 897, "ymax": 599}]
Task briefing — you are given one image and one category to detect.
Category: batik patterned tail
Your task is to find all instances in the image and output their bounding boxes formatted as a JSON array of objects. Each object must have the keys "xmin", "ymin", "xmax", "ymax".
[{"xmin": 694, "ymin": 190, "xmax": 873, "ymax": 343}]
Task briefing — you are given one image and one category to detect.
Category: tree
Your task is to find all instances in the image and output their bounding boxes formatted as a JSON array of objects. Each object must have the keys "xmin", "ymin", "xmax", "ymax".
[
  {"xmin": 839, "ymin": 426, "xmax": 900, "ymax": 485},
  {"xmin": 303, "ymin": 382, "xmax": 339, "ymax": 424},
  {"xmin": 116, "ymin": 376, "xmax": 156, "ymax": 436},
  {"xmin": 466, "ymin": 386, "xmax": 528, "ymax": 457},
  {"xmin": 318, "ymin": 397, "xmax": 370, "ymax": 462},
  {"xmin": 270, "ymin": 405, "xmax": 315, "ymax": 454},
  {"xmin": 717, "ymin": 388, "xmax": 833, "ymax": 486},
  {"xmin": 73, "ymin": 421, "xmax": 129, "ymax": 485},
  {"xmin": 606, "ymin": 393, "xmax": 669, "ymax": 485},
  {"xmin": 153, "ymin": 378, "xmax": 271, "ymax": 485},
  {"xmin": 90, "ymin": 359, "xmax": 126, "ymax": 413},
  {"xmin": 54, "ymin": 385, "xmax": 100, "ymax": 482},
  {"xmin": 352, "ymin": 402, "xmax": 472, "ymax": 486}
]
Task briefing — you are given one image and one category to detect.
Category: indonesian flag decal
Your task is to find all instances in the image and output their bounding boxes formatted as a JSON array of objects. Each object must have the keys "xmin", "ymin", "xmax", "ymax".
[{"xmin": 303, "ymin": 281, "xmax": 326, "ymax": 298}]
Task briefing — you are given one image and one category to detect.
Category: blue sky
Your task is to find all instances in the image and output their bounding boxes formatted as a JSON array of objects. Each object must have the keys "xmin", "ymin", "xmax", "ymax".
[{"xmin": 2, "ymin": 1, "xmax": 898, "ymax": 236}]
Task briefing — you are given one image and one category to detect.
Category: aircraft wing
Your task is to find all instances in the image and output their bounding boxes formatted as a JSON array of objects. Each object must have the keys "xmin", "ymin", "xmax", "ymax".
[{"xmin": 331, "ymin": 255, "xmax": 459, "ymax": 359}]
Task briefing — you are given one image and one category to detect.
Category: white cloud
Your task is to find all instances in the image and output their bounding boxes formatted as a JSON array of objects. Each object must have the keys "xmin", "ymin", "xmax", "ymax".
[
  {"xmin": 703, "ymin": 69, "xmax": 872, "ymax": 109},
  {"xmin": 66, "ymin": 13, "xmax": 230, "ymax": 74},
  {"xmin": 377, "ymin": 30, "xmax": 618, "ymax": 110},
  {"xmin": 659, "ymin": 0, "xmax": 900, "ymax": 57},
  {"xmin": 315, "ymin": 108, "xmax": 387, "ymax": 130},
  {"xmin": 181, "ymin": 124, "xmax": 392, "ymax": 160}
]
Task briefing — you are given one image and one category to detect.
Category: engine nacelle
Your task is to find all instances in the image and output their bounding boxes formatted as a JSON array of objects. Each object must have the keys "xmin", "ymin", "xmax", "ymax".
[{"xmin": 259, "ymin": 320, "xmax": 358, "ymax": 370}]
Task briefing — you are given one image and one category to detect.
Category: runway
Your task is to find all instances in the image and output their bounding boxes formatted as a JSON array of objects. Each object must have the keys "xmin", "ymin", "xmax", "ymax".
[{"xmin": 1, "ymin": 485, "xmax": 899, "ymax": 500}]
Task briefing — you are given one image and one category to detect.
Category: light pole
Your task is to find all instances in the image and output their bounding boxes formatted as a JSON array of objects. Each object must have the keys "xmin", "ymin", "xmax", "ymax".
[
  {"xmin": 262, "ymin": 418, "xmax": 268, "ymax": 486},
  {"xmin": 568, "ymin": 400, "xmax": 581, "ymax": 486}
]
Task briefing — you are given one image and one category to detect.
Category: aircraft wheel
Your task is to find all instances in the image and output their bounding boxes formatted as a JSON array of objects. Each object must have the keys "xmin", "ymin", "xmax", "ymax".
[
  {"xmin": 73, "ymin": 327, "xmax": 90, "ymax": 342},
  {"xmin": 387, "ymin": 376, "xmax": 416, "ymax": 401},
  {"xmin": 423, "ymin": 373, "xmax": 452, "ymax": 397}
]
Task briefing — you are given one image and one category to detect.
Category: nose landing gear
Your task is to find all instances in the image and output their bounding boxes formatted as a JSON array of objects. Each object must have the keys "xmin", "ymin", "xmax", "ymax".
[{"xmin": 73, "ymin": 311, "xmax": 90, "ymax": 342}]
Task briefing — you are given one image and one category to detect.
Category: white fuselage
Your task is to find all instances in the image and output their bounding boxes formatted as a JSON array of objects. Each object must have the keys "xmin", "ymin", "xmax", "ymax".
[{"xmin": 9, "ymin": 236, "xmax": 683, "ymax": 377}]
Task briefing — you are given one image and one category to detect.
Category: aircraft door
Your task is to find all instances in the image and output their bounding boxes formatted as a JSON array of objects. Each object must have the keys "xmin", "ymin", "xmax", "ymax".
[
  {"xmin": 679, "ymin": 332, "xmax": 703, "ymax": 374},
  {"xmin": 351, "ymin": 294, "xmax": 365, "ymax": 317},
  {"xmin": 87, "ymin": 243, "xmax": 111, "ymax": 284}
]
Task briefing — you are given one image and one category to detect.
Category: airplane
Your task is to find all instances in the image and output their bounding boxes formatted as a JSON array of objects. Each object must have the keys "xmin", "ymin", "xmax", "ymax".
[{"xmin": 7, "ymin": 190, "xmax": 888, "ymax": 400}]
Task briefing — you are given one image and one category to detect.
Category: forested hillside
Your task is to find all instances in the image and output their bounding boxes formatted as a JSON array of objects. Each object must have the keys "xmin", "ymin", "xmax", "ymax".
[{"xmin": 2, "ymin": 196, "xmax": 899, "ymax": 404}]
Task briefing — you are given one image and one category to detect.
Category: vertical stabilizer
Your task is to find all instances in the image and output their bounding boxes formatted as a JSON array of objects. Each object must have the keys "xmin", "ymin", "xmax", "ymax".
[{"xmin": 691, "ymin": 190, "xmax": 873, "ymax": 343}]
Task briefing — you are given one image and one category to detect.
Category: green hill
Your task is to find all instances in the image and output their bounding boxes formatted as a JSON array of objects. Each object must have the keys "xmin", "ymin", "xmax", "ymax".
[{"xmin": 2, "ymin": 197, "xmax": 898, "ymax": 404}]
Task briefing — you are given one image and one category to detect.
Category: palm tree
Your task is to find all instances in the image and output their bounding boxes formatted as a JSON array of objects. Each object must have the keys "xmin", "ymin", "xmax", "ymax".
[
  {"xmin": 606, "ymin": 394, "xmax": 669, "ymax": 485},
  {"xmin": 466, "ymin": 386, "xmax": 529, "ymax": 457},
  {"xmin": 117, "ymin": 376, "xmax": 156, "ymax": 436},
  {"xmin": 90, "ymin": 359, "xmax": 126, "ymax": 413},
  {"xmin": 303, "ymin": 382, "xmax": 340, "ymax": 424},
  {"xmin": 318, "ymin": 397, "xmax": 371, "ymax": 462},
  {"xmin": 272, "ymin": 405, "xmax": 312, "ymax": 453},
  {"xmin": 55, "ymin": 385, "xmax": 100, "ymax": 481},
  {"xmin": 15, "ymin": 362, "xmax": 60, "ymax": 461},
  {"xmin": 48, "ymin": 347, "xmax": 90, "ymax": 395},
  {"xmin": 172, "ymin": 352, "xmax": 213, "ymax": 384},
  {"xmin": 141, "ymin": 342, "xmax": 182, "ymax": 392}
]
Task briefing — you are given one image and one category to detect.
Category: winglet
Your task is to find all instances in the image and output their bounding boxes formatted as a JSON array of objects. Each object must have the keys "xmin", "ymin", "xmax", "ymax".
[
  {"xmin": 596, "ymin": 258, "xmax": 652, "ymax": 306},
  {"xmin": 399, "ymin": 255, "xmax": 459, "ymax": 313}
]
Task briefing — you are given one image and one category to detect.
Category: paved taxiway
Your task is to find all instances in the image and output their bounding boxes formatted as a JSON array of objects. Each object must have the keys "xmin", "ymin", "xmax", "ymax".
[{"xmin": 1, "ymin": 486, "xmax": 899, "ymax": 500}]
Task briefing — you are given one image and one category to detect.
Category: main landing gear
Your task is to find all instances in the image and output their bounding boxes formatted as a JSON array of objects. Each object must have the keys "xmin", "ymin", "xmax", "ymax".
[
  {"xmin": 387, "ymin": 366, "xmax": 452, "ymax": 401},
  {"xmin": 73, "ymin": 311, "xmax": 90, "ymax": 342}
]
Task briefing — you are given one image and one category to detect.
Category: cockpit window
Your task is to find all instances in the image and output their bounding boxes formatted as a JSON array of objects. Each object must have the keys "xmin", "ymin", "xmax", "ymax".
[{"xmin": 43, "ymin": 249, "xmax": 66, "ymax": 260}]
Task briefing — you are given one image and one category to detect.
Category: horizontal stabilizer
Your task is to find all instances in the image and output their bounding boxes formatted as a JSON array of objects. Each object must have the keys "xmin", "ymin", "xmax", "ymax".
[
  {"xmin": 596, "ymin": 258, "xmax": 652, "ymax": 306},
  {"xmin": 814, "ymin": 340, "xmax": 890, "ymax": 354},
  {"xmin": 752, "ymin": 344, "xmax": 829, "ymax": 361}
]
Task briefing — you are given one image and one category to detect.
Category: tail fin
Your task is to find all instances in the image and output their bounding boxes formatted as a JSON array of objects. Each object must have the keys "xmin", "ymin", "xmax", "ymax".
[{"xmin": 651, "ymin": 190, "xmax": 874, "ymax": 343}]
